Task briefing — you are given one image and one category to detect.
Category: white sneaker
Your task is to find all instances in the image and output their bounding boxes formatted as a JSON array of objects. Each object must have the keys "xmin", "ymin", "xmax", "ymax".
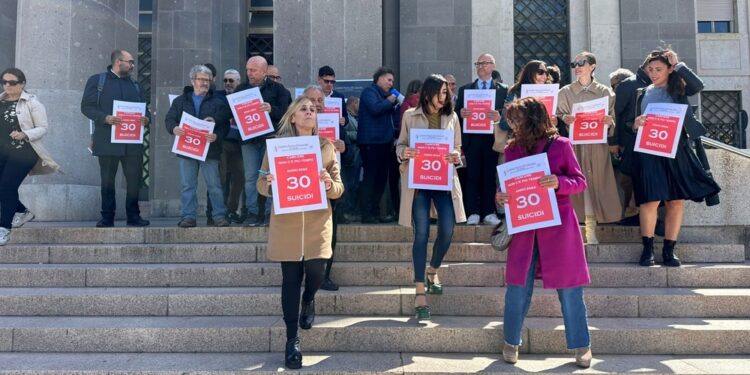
[
  {"xmin": 466, "ymin": 214, "xmax": 480, "ymax": 225},
  {"xmin": 483, "ymin": 213, "xmax": 501, "ymax": 225},
  {"xmin": 0, "ymin": 228, "xmax": 9, "ymax": 246},
  {"xmin": 11, "ymin": 210, "xmax": 35, "ymax": 228}
]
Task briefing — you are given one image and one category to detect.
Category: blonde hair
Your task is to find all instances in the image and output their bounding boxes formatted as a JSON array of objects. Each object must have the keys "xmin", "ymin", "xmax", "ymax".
[{"xmin": 276, "ymin": 96, "xmax": 318, "ymax": 138}]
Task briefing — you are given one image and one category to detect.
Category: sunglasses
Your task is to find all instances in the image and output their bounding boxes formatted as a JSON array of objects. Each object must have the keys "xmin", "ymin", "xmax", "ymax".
[
  {"xmin": 223, "ymin": 78, "xmax": 236, "ymax": 83},
  {"xmin": 569, "ymin": 60, "xmax": 589, "ymax": 68},
  {"xmin": 1, "ymin": 80, "xmax": 22, "ymax": 86},
  {"xmin": 474, "ymin": 61, "xmax": 493, "ymax": 67},
  {"xmin": 321, "ymin": 79, "xmax": 336, "ymax": 84},
  {"xmin": 268, "ymin": 75, "xmax": 281, "ymax": 80},
  {"xmin": 536, "ymin": 69, "xmax": 548, "ymax": 76}
]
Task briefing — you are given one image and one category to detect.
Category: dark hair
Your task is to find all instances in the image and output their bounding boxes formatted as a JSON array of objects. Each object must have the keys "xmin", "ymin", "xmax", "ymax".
[
  {"xmin": 509, "ymin": 60, "xmax": 547, "ymax": 96},
  {"xmin": 318, "ymin": 65, "xmax": 335, "ymax": 77},
  {"xmin": 643, "ymin": 49, "xmax": 685, "ymax": 97},
  {"xmin": 491, "ymin": 70, "xmax": 502, "ymax": 83},
  {"xmin": 575, "ymin": 51, "xmax": 597, "ymax": 79},
  {"xmin": 406, "ymin": 79, "xmax": 422, "ymax": 95},
  {"xmin": 505, "ymin": 97, "xmax": 558, "ymax": 154},
  {"xmin": 417, "ymin": 74, "xmax": 453, "ymax": 116},
  {"xmin": 546, "ymin": 65, "xmax": 561, "ymax": 84},
  {"xmin": 1, "ymin": 68, "xmax": 26, "ymax": 85},
  {"xmin": 204, "ymin": 63, "xmax": 217, "ymax": 78},
  {"xmin": 110, "ymin": 49, "xmax": 127, "ymax": 64},
  {"xmin": 372, "ymin": 66, "xmax": 395, "ymax": 83}
]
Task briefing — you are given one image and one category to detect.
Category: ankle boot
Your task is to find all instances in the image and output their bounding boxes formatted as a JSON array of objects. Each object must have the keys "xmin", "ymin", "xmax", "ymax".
[
  {"xmin": 299, "ymin": 299, "xmax": 315, "ymax": 329},
  {"xmin": 662, "ymin": 239, "xmax": 682, "ymax": 267},
  {"xmin": 584, "ymin": 215, "xmax": 598, "ymax": 244},
  {"xmin": 639, "ymin": 236, "xmax": 655, "ymax": 266},
  {"xmin": 285, "ymin": 337, "xmax": 302, "ymax": 369}
]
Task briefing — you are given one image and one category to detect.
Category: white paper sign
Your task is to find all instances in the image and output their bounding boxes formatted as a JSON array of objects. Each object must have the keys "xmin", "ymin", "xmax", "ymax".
[
  {"xmin": 226, "ymin": 87, "xmax": 275, "ymax": 141},
  {"xmin": 521, "ymin": 84, "xmax": 559, "ymax": 118},
  {"xmin": 497, "ymin": 153, "xmax": 561, "ymax": 234},
  {"xmin": 324, "ymin": 97, "xmax": 343, "ymax": 117},
  {"xmin": 168, "ymin": 94, "xmax": 179, "ymax": 106},
  {"xmin": 111, "ymin": 100, "xmax": 146, "ymax": 144},
  {"xmin": 569, "ymin": 96, "xmax": 609, "ymax": 145},
  {"xmin": 634, "ymin": 103, "xmax": 688, "ymax": 159},
  {"xmin": 462, "ymin": 89, "xmax": 496, "ymax": 134},
  {"xmin": 171, "ymin": 112, "xmax": 215, "ymax": 162},
  {"xmin": 407, "ymin": 128, "xmax": 455, "ymax": 191},
  {"xmin": 267, "ymin": 136, "xmax": 328, "ymax": 215}
]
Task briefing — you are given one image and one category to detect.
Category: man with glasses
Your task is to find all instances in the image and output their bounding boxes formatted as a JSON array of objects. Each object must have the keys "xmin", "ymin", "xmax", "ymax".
[
  {"xmin": 454, "ymin": 53, "xmax": 507, "ymax": 226},
  {"xmin": 267, "ymin": 65, "xmax": 282, "ymax": 83},
  {"xmin": 81, "ymin": 49, "xmax": 150, "ymax": 228}
]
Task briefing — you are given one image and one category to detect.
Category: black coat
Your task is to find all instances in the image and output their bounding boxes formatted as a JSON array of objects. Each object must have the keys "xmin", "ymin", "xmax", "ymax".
[
  {"xmin": 234, "ymin": 76, "xmax": 292, "ymax": 144},
  {"xmin": 81, "ymin": 68, "xmax": 151, "ymax": 156},
  {"xmin": 614, "ymin": 68, "xmax": 651, "ymax": 148},
  {"xmin": 165, "ymin": 86, "xmax": 231, "ymax": 160},
  {"xmin": 454, "ymin": 79, "xmax": 508, "ymax": 149}
]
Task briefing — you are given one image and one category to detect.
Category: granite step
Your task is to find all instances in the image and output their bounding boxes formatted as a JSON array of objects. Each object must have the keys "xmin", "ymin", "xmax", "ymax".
[
  {"xmin": 0, "ymin": 316, "xmax": 747, "ymax": 354},
  {"xmin": 0, "ymin": 352, "xmax": 746, "ymax": 374},
  {"xmin": 0, "ymin": 262, "xmax": 748, "ymax": 288},
  {"xmin": 0, "ymin": 286, "xmax": 746, "ymax": 318},
  {"xmin": 0, "ymin": 242, "xmax": 741, "ymax": 264}
]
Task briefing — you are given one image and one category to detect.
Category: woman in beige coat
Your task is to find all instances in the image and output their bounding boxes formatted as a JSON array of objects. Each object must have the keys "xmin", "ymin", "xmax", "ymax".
[
  {"xmin": 257, "ymin": 96, "xmax": 343, "ymax": 369},
  {"xmin": 0, "ymin": 68, "xmax": 59, "ymax": 246},
  {"xmin": 557, "ymin": 52, "xmax": 622, "ymax": 244},
  {"xmin": 397, "ymin": 74, "xmax": 466, "ymax": 320}
]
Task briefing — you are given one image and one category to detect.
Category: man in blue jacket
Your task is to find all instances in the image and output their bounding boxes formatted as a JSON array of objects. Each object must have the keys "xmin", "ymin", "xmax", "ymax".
[
  {"xmin": 356, "ymin": 66, "xmax": 399, "ymax": 224},
  {"xmin": 81, "ymin": 49, "xmax": 151, "ymax": 228}
]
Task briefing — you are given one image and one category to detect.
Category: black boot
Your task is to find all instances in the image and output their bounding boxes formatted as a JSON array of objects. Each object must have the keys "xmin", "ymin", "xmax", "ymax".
[
  {"xmin": 285, "ymin": 337, "xmax": 302, "ymax": 369},
  {"xmin": 299, "ymin": 299, "xmax": 315, "ymax": 329},
  {"xmin": 639, "ymin": 236, "xmax": 655, "ymax": 266},
  {"xmin": 662, "ymin": 239, "xmax": 682, "ymax": 267}
]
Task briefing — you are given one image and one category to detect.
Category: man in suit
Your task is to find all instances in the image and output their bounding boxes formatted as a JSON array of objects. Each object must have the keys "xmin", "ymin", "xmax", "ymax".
[{"xmin": 455, "ymin": 53, "xmax": 508, "ymax": 226}]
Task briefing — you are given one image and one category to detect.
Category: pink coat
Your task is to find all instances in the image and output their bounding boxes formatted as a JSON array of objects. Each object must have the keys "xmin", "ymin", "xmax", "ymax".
[{"xmin": 503, "ymin": 137, "xmax": 590, "ymax": 289}]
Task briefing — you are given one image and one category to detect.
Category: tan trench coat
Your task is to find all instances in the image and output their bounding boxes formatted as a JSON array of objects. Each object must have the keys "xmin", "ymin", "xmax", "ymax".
[
  {"xmin": 396, "ymin": 107, "xmax": 466, "ymax": 227},
  {"xmin": 557, "ymin": 80, "xmax": 622, "ymax": 223},
  {"xmin": 258, "ymin": 139, "xmax": 344, "ymax": 261},
  {"xmin": 1, "ymin": 91, "xmax": 60, "ymax": 175}
]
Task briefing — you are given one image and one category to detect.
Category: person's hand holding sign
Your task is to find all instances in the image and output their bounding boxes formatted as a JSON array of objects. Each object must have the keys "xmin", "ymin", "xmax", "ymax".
[
  {"xmin": 260, "ymin": 102, "xmax": 272, "ymax": 112},
  {"xmin": 496, "ymin": 191, "xmax": 509, "ymax": 208},
  {"xmin": 173, "ymin": 126, "xmax": 185, "ymax": 136},
  {"xmin": 538, "ymin": 174, "xmax": 559, "ymax": 189},
  {"xmin": 320, "ymin": 169, "xmax": 333, "ymax": 191},
  {"xmin": 402, "ymin": 147, "xmax": 418, "ymax": 159},
  {"xmin": 444, "ymin": 150, "xmax": 461, "ymax": 165},
  {"xmin": 140, "ymin": 116, "xmax": 150, "ymax": 127}
]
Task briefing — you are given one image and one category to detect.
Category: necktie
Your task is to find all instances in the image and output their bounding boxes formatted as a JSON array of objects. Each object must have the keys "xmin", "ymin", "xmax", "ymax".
[{"xmin": 482, "ymin": 81, "xmax": 487, "ymax": 89}]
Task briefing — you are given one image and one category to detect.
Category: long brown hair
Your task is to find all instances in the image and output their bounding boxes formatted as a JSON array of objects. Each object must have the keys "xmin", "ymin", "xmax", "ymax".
[
  {"xmin": 509, "ymin": 60, "xmax": 546, "ymax": 96},
  {"xmin": 642, "ymin": 49, "xmax": 685, "ymax": 97},
  {"xmin": 505, "ymin": 97, "xmax": 558, "ymax": 154}
]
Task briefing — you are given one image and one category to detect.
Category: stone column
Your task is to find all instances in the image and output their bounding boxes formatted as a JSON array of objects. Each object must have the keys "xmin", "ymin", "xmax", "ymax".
[
  {"xmin": 0, "ymin": 0, "xmax": 17, "ymax": 70},
  {"xmin": 149, "ymin": 0, "xmax": 247, "ymax": 216},
  {"xmin": 570, "ymin": 0, "xmax": 621, "ymax": 85},
  {"xmin": 471, "ymin": 0, "xmax": 514, "ymax": 86},
  {"xmin": 15, "ymin": 0, "xmax": 138, "ymax": 220}
]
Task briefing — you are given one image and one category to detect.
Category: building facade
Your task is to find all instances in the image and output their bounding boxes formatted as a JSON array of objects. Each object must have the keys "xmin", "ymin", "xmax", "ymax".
[{"xmin": 1, "ymin": 0, "xmax": 748, "ymax": 220}]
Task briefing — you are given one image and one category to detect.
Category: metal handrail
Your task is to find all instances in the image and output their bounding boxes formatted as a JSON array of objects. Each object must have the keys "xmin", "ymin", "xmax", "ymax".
[{"xmin": 700, "ymin": 136, "xmax": 750, "ymax": 159}]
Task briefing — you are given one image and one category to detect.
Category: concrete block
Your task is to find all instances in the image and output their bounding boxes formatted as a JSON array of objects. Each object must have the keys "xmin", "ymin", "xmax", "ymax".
[
  {"xmin": 0, "ymin": 246, "xmax": 49, "ymax": 264},
  {"xmin": 588, "ymin": 264, "xmax": 667, "ymax": 287},
  {"xmin": 416, "ymin": 0, "xmax": 454, "ymax": 26},
  {"xmin": 639, "ymin": 290, "xmax": 750, "ymax": 318},
  {"xmin": 400, "ymin": 26, "xmax": 437, "ymax": 62},
  {"xmin": 620, "ymin": 22, "xmax": 660, "ymax": 41},
  {"xmin": 11, "ymin": 227, "xmax": 145, "ymax": 244},
  {"xmin": 172, "ymin": 11, "xmax": 196, "ymax": 49},
  {"xmin": 436, "ymin": 27, "xmax": 470, "ymax": 62},
  {"xmin": 342, "ymin": 0, "xmax": 383, "ymax": 79},
  {"xmin": 84, "ymin": 263, "xmax": 282, "ymax": 287},
  {"xmin": 330, "ymin": 262, "xmax": 503, "ymax": 287},
  {"xmin": 453, "ymin": 0, "xmax": 471, "ymax": 26},
  {"xmin": 0, "ymin": 291, "xmax": 167, "ymax": 316},
  {"xmin": 0, "ymin": 265, "xmax": 86, "ymax": 287},
  {"xmin": 48, "ymin": 243, "xmax": 257, "ymax": 264},
  {"xmin": 667, "ymin": 264, "xmax": 750, "ymax": 287},
  {"xmin": 620, "ymin": 0, "xmax": 639, "ymax": 22},
  {"xmin": 659, "ymin": 22, "xmax": 698, "ymax": 40},
  {"xmin": 637, "ymin": 0, "xmax": 676, "ymax": 22}
]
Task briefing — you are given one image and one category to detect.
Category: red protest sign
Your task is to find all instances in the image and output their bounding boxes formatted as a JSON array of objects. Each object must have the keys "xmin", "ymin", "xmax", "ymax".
[
  {"xmin": 112, "ymin": 111, "xmax": 143, "ymax": 143},
  {"xmin": 637, "ymin": 114, "xmax": 680, "ymax": 157},
  {"xmin": 537, "ymin": 96, "xmax": 556, "ymax": 118},
  {"xmin": 175, "ymin": 125, "xmax": 210, "ymax": 160},
  {"xmin": 412, "ymin": 142, "xmax": 450, "ymax": 188},
  {"xmin": 506, "ymin": 171, "xmax": 556, "ymax": 228},
  {"xmin": 465, "ymin": 99, "xmax": 493, "ymax": 132},
  {"xmin": 235, "ymin": 99, "xmax": 273, "ymax": 139},
  {"xmin": 273, "ymin": 153, "xmax": 323, "ymax": 209},
  {"xmin": 571, "ymin": 109, "xmax": 606, "ymax": 144}
]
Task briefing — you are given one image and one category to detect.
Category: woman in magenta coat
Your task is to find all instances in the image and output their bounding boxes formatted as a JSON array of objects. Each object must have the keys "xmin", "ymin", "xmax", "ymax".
[{"xmin": 495, "ymin": 97, "xmax": 592, "ymax": 368}]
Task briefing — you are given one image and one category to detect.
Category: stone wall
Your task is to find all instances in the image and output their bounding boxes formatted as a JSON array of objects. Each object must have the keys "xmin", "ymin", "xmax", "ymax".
[
  {"xmin": 684, "ymin": 150, "xmax": 750, "ymax": 226},
  {"xmin": 0, "ymin": 0, "xmax": 16, "ymax": 71}
]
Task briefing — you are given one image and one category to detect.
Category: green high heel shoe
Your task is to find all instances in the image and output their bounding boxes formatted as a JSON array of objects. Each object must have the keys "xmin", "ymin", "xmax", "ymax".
[
  {"xmin": 414, "ymin": 292, "xmax": 431, "ymax": 320},
  {"xmin": 426, "ymin": 271, "xmax": 443, "ymax": 295}
]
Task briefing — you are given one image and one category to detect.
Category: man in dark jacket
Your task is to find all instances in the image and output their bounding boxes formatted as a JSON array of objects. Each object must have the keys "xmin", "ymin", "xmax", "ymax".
[
  {"xmin": 234, "ymin": 56, "xmax": 292, "ymax": 226},
  {"xmin": 81, "ymin": 49, "xmax": 151, "ymax": 228},
  {"xmin": 357, "ymin": 66, "xmax": 399, "ymax": 223},
  {"xmin": 455, "ymin": 53, "xmax": 507, "ymax": 226},
  {"xmin": 317, "ymin": 65, "xmax": 349, "ymax": 127},
  {"xmin": 165, "ymin": 65, "xmax": 231, "ymax": 228}
]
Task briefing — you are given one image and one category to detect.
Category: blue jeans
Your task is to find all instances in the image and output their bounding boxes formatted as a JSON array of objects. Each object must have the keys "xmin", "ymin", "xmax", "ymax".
[
  {"xmin": 179, "ymin": 158, "xmax": 226, "ymax": 220},
  {"xmin": 241, "ymin": 142, "xmax": 271, "ymax": 221},
  {"xmin": 411, "ymin": 189, "xmax": 455, "ymax": 282},
  {"xmin": 503, "ymin": 240, "xmax": 591, "ymax": 349}
]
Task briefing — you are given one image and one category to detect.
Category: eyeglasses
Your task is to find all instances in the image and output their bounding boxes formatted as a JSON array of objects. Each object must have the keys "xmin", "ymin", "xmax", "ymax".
[
  {"xmin": 474, "ymin": 61, "xmax": 493, "ymax": 67},
  {"xmin": 569, "ymin": 60, "xmax": 589, "ymax": 69},
  {"xmin": 1, "ymin": 80, "xmax": 21, "ymax": 86},
  {"xmin": 223, "ymin": 78, "xmax": 236, "ymax": 83},
  {"xmin": 192, "ymin": 78, "xmax": 211, "ymax": 83},
  {"xmin": 268, "ymin": 75, "xmax": 281, "ymax": 80},
  {"xmin": 536, "ymin": 69, "xmax": 548, "ymax": 76},
  {"xmin": 321, "ymin": 79, "xmax": 336, "ymax": 84},
  {"xmin": 119, "ymin": 59, "xmax": 135, "ymax": 65}
]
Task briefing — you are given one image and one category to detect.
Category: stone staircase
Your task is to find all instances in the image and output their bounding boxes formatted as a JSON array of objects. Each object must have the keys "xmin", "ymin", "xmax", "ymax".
[{"xmin": 0, "ymin": 219, "xmax": 748, "ymax": 373}]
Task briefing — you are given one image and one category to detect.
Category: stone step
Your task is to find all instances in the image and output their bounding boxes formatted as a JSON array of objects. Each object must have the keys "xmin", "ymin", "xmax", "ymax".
[
  {"xmin": 0, "ymin": 316, "xmax": 747, "ymax": 354},
  {"xmin": 0, "ymin": 352, "xmax": 747, "ymax": 374},
  {"xmin": 0, "ymin": 287, "xmax": 747, "ymax": 318},
  {"xmin": 0, "ymin": 242, "xmax": 742, "ymax": 264},
  {"xmin": 11, "ymin": 222, "xmax": 747, "ymax": 245},
  {"xmin": 0, "ymin": 262, "xmax": 749, "ymax": 288}
]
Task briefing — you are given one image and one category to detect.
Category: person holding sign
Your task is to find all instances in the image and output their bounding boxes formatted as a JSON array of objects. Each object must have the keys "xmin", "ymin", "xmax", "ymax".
[
  {"xmin": 557, "ymin": 52, "xmax": 622, "ymax": 244},
  {"xmin": 630, "ymin": 50, "xmax": 720, "ymax": 267},
  {"xmin": 317, "ymin": 65, "xmax": 349, "ymax": 126},
  {"xmin": 165, "ymin": 65, "xmax": 231, "ymax": 228},
  {"xmin": 454, "ymin": 53, "xmax": 507, "ymax": 226},
  {"xmin": 503, "ymin": 60, "xmax": 558, "ymax": 130},
  {"xmin": 397, "ymin": 75, "xmax": 465, "ymax": 320},
  {"xmin": 496, "ymin": 98, "xmax": 592, "ymax": 368},
  {"xmin": 257, "ymin": 97, "xmax": 343, "ymax": 370}
]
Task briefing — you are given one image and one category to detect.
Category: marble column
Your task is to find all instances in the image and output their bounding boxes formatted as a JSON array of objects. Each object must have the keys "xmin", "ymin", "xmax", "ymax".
[
  {"xmin": 0, "ymin": 0, "xmax": 17, "ymax": 70},
  {"xmin": 16, "ymin": 0, "xmax": 139, "ymax": 220}
]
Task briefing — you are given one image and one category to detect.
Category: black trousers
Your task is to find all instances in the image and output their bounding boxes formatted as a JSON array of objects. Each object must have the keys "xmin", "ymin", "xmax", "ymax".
[
  {"xmin": 281, "ymin": 259, "xmax": 327, "ymax": 340},
  {"xmin": 0, "ymin": 147, "xmax": 38, "ymax": 229},
  {"xmin": 359, "ymin": 143, "xmax": 391, "ymax": 218},
  {"xmin": 98, "ymin": 155, "xmax": 143, "ymax": 221},
  {"xmin": 464, "ymin": 135, "xmax": 499, "ymax": 217}
]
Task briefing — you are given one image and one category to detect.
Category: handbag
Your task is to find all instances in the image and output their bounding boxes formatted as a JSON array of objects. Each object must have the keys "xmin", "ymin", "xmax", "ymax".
[{"xmin": 489, "ymin": 137, "xmax": 556, "ymax": 251}]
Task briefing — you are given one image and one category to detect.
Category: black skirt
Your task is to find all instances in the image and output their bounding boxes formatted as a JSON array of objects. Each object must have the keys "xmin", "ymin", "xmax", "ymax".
[{"xmin": 632, "ymin": 134, "xmax": 721, "ymax": 205}]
